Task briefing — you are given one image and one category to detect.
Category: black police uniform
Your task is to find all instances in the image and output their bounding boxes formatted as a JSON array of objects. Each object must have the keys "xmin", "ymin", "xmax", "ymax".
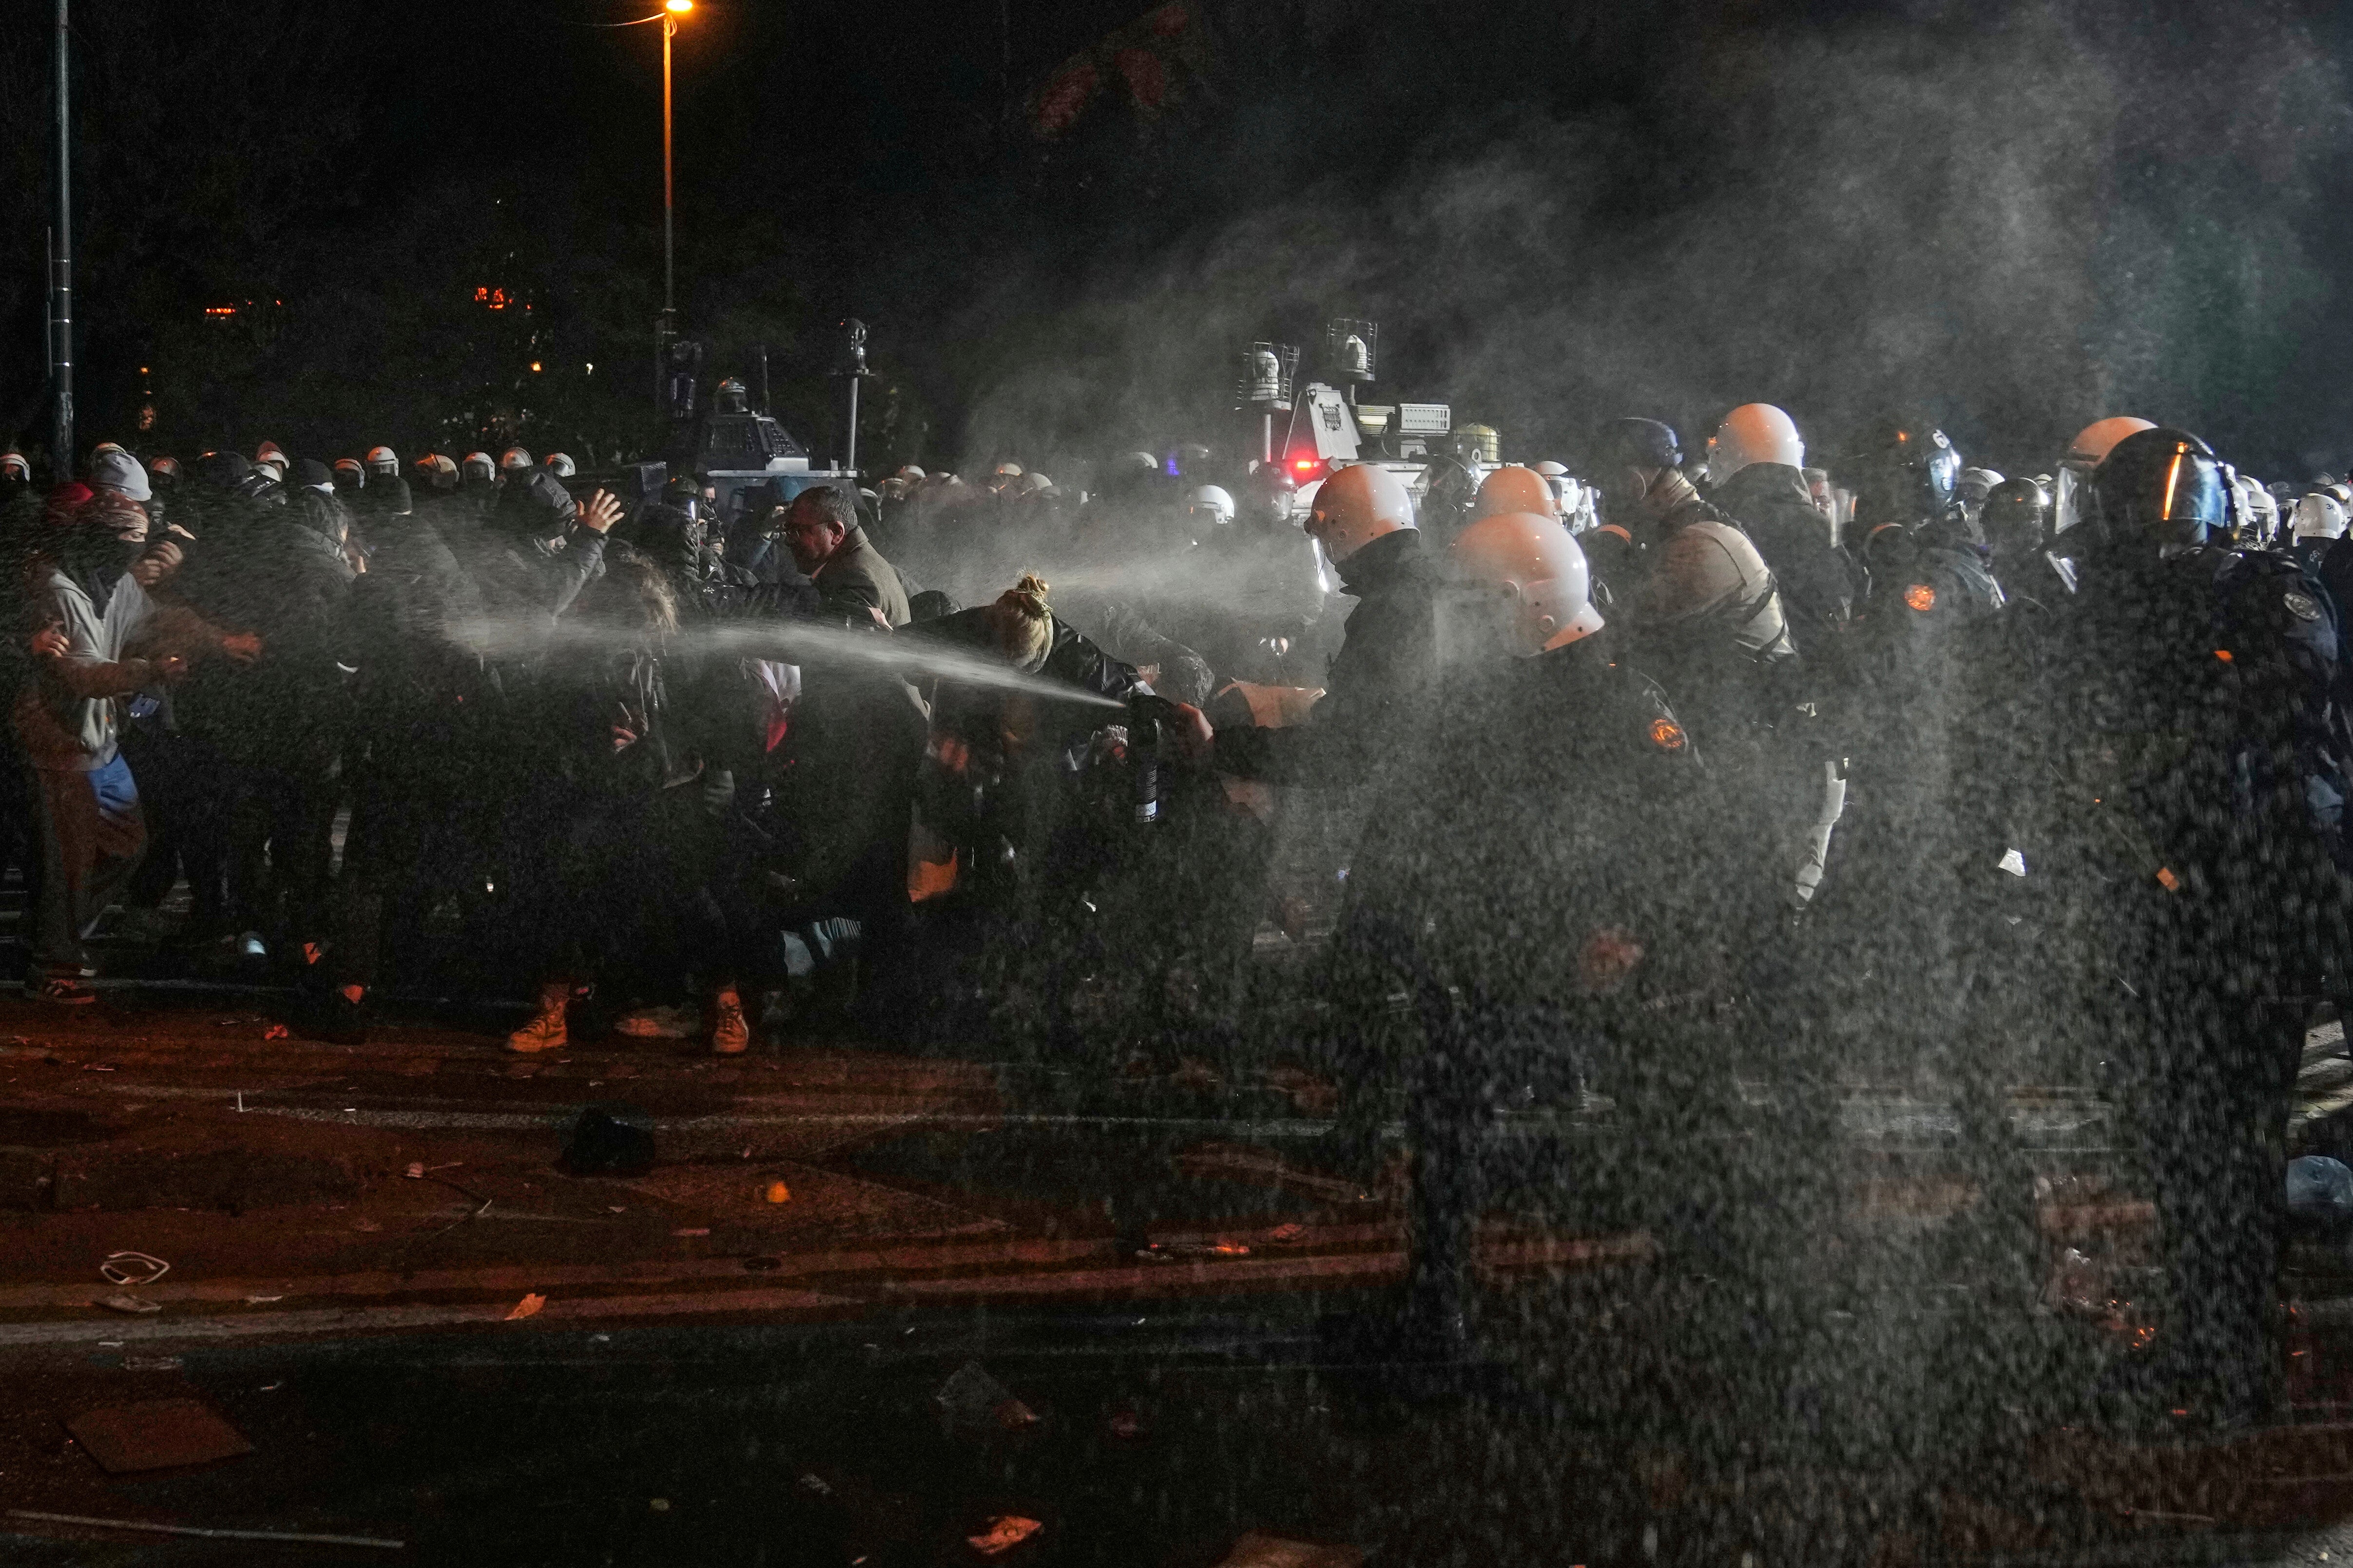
[
  {"xmin": 1211, "ymin": 526, "xmax": 1440, "ymax": 786},
  {"xmin": 1963, "ymin": 534, "xmax": 2350, "ymax": 1422},
  {"xmin": 1711, "ymin": 460, "xmax": 1861, "ymax": 659},
  {"xmin": 1351, "ymin": 627, "xmax": 1716, "ymax": 1334},
  {"xmin": 1815, "ymin": 519, "xmax": 2003, "ymax": 942}
]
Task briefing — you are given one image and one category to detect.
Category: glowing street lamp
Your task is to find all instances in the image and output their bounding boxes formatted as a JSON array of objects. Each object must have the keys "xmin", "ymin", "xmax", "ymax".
[
  {"xmin": 661, "ymin": 1, "xmax": 692, "ymax": 320},
  {"xmin": 606, "ymin": 1, "xmax": 696, "ymax": 323}
]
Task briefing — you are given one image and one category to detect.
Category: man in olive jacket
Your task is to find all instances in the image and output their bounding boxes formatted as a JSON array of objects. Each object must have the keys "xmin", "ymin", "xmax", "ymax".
[{"xmin": 781, "ymin": 485, "xmax": 912, "ymax": 628}]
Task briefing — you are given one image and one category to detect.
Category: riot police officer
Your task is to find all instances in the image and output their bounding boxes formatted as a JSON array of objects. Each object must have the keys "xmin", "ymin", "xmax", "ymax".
[
  {"xmin": 1593, "ymin": 415, "xmax": 1844, "ymax": 928},
  {"xmin": 1813, "ymin": 422, "xmax": 2011, "ymax": 1151},
  {"xmin": 1210, "ymin": 462, "xmax": 1440, "ymax": 787},
  {"xmin": 1211, "ymin": 462, "xmax": 1442, "ymax": 1177},
  {"xmin": 1467, "ymin": 464, "xmax": 1558, "ymax": 524},
  {"xmin": 1705, "ymin": 403, "xmax": 1860, "ymax": 657},
  {"xmin": 1578, "ymin": 418, "xmax": 1681, "ymax": 605},
  {"xmin": 1963, "ymin": 427, "xmax": 2349, "ymax": 1426},
  {"xmin": 1597, "ymin": 418, "xmax": 1796, "ymax": 761},
  {"xmin": 1415, "ymin": 433, "xmax": 1485, "ymax": 549},
  {"xmin": 1362, "ymin": 511, "xmax": 1714, "ymax": 1345},
  {"xmin": 2245, "ymin": 479, "xmax": 2282, "ymax": 553},
  {"xmin": 459, "ymin": 452, "xmax": 499, "ymax": 517},
  {"xmin": 2290, "ymin": 492, "xmax": 2346, "ymax": 570},
  {"xmin": 1980, "ymin": 475, "xmax": 2071, "ymax": 602}
]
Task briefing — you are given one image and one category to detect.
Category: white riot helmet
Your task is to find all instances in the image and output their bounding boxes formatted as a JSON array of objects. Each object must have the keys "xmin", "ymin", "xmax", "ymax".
[
  {"xmin": 2227, "ymin": 473, "xmax": 2260, "ymax": 540},
  {"xmin": 2242, "ymin": 480, "xmax": 2280, "ymax": 547},
  {"xmin": 2291, "ymin": 493, "xmax": 2348, "ymax": 543},
  {"xmin": 499, "ymin": 447, "xmax": 534, "ymax": 474},
  {"xmin": 365, "ymin": 445, "xmax": 400, "ymax": 477},
  {"xmin": 1306, "ymin": 463, "xmax": 1415, "ymax": 564},
  {"xmin": 1451, "ymin": 511, "xmax": 1606, "ymax": 654},
  {"xmin": 544, "ymin": 452, "xmax": 577, "ymax": 478},
  {"xmin": 2063, "ymin": 416, "xmax": 2155, "ymax": 473},
  {"xmin": 1957, "ymin": 467, "xmax": 2004, "ymax": 506},
  {"xmin": 1532, "ymin": 459, "xmax": 1576, "ymax": 514},
  {"xmin": 1705, "ymin": 404, "xmax": 1805, "ymax": 487},
  {"xmin": 1187, "ymin": 484, "xmax": 1235, "ymax": 527}
]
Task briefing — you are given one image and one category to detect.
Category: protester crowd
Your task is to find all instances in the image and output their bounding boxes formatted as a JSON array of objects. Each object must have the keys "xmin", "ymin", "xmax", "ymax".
[{"xmin": 6, "ymin": 399, "xmax": 2351, "ymax": 1417}]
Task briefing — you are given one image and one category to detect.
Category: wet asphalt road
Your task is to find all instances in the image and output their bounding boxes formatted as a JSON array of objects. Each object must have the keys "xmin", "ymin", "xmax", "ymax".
[
  {"xmin": 15, "ymin": 1284, "xmax": 2353, "ymax": 1567},
  {"xmin": 14, "ymin": 889, "xmax": 2353, "ymax": 1562}
]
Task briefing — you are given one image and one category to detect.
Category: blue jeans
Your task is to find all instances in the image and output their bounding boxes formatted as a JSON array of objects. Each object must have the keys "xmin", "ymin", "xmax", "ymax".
[{"xmin": 30, "ymin": 754, "xmax": 145, "ymax": 980}]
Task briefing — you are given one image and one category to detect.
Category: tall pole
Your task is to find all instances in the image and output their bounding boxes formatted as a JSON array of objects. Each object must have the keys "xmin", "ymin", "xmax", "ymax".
[
  {"xmin": 662, "ymin": 13, "xmax": 675, "ymax": 321},
  {"xmin": 845, "ymin": 378, "xmax": 860, "ymax": 476},
  {"xmin": 49, "ymin": 0, "xmax": 73, "ymax": 476}
]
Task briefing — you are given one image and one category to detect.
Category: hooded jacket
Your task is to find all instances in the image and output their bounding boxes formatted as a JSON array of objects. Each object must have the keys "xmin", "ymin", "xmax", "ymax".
[{"xmin": 14, "ymin": 562, "xmax": 158, "ymax": 771}]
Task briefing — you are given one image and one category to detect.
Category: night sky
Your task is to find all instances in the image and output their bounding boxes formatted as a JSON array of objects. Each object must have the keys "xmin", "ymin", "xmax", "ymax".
[{"xmin": 3, "ymin": 0, "xmax": 2349, "ymax": 480}]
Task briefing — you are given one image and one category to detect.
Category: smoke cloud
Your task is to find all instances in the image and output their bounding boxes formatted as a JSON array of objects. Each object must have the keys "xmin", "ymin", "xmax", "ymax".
[{"xmin": 947, "ymin": 0, "xmax": 2353, "ymax": 482}]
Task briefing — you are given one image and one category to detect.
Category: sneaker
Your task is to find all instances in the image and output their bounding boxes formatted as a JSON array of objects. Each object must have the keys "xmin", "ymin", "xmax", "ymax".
[
  {"xmin": 506, "ymin": 999, "xmax": 569, "ymax": 1054},
  {"xmin": 613, "ymin": 1003, "xmax": 698, "ymax": 1040},
  {"xmin": 710, "ymin": 989, "xmax": 750, "ymax": 1055},
  {"xmin": 26, "ymin": 976, "xmax": 98, "ymax": 1005}
]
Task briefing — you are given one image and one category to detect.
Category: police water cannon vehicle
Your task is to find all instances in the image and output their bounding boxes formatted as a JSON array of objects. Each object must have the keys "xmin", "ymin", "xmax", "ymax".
[
  {"xmin": 652, "ymin": 327, "xmax": 866, "ymax": 527},
  {"xmin": 1241, "ymin": 318, "xmax": 1494, "ymax": 522}
]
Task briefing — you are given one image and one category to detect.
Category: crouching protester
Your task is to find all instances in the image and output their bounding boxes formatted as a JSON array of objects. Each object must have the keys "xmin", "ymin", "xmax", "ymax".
[
  {"xmin": 908, "ymin": 574, "xmax": 1213, "ymax": 1051},
  {"xmin": 713, "ymin": 625, "xmax": 929, "ymax": 1044},
  {"xmin": 503, "ymin": 545, "xmax": 738, "ymax": 1055},
  {"xmin": 15, "ymin": 492, "xmax": 254, "ymax": 1002}
]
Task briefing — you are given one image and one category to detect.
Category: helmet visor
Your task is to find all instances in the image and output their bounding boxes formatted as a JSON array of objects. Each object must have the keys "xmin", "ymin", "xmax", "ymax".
[
  {"xmin": 2153, "ymin": 445, "xmax": 2227, "ymax": 531},
  {"xmin": 1923, "ymin": 446, "xmax": 1960, "ymax": 505}
]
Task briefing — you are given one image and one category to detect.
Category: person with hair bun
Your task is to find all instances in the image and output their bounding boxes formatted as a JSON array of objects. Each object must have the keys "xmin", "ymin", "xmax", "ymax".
[
  {"xmin": 914, "ymin": 572, "xmax": 1207, "ymax": 764},
  {"xmin": 906, "ymin": 572, "xmax": 1213, "ymax": 1049}
]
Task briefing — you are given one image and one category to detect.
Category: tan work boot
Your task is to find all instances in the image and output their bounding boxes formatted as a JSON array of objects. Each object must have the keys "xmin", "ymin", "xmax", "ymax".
[
  {"xmin": 506, "ymin": 983, "xmax": 570, "ymax": 1054},
  {"xmin": 710, "ymin": 988, "xmax": 750, "ymax": 1055}
]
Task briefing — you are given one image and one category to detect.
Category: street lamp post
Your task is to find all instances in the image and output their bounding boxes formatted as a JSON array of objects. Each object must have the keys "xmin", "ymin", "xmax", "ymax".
[
  {"xmin": 49, "ymin": 0, "xmax": 73, "ymax": 475},
  {"xmin": 614, "ymin": 0, "xmax": 692, "ymax": 414},
  {"xmin": 661, "ymin": 0, "xmax": 690, "ymax": 325}
]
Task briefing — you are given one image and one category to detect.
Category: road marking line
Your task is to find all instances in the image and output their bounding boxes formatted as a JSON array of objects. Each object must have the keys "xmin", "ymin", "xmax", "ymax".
[{"xmin": 0, "ymin": 1287, "xmax": 864, "ymax": 1347}]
